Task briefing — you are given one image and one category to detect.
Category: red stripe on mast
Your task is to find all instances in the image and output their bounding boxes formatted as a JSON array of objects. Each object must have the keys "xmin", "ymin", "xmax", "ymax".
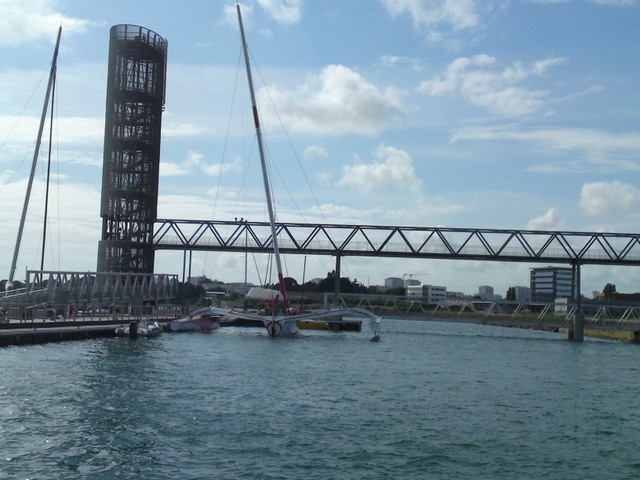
[{"xmin": 278, "ymin": 273, "xmax": 288, "ymax": 304}]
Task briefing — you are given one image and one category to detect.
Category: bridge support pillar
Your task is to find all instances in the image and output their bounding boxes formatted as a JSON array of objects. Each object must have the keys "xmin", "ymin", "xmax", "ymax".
[
  {"xmin": 568, "ymin": 262, "xmax": 584, "ymax": 342},
  {"xmin": 334, "ymin": 255, "xmax": 341, "ymax": 305}
]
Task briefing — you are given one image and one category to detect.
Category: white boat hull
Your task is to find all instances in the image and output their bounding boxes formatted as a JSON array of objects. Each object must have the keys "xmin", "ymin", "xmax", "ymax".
[
  {"xmin": 115, "ymin": 320, "xmax": 162, "ymax": 338},
  {"xmin": 169, "ymin": 312, "xmax": 220, "ymax": 332}
]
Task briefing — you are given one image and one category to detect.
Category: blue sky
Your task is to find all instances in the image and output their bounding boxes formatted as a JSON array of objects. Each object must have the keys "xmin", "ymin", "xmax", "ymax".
[{"xmin": 1, "ymin": 0, "xmax": 639, "ymax": 296}]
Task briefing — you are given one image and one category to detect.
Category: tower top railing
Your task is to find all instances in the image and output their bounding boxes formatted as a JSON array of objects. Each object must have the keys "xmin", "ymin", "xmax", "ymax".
[{"xmin": 110, "ymin": 24, "xmax": 167, "ymax": 52}]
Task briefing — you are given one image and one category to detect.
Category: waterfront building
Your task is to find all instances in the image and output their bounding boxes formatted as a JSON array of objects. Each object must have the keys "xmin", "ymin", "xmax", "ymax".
[
  {"xmin": 447, "ymin": 291, "xmax": 467, "ymax": 299},
  {"xmin": 478, "ymin": 285, "xmax": 494, "ymax": 300},
  {"xmin": 406, "ymin": 284, "xmax": 447, "ymax": 303},
  {"xmin": 513, "ymin": 286, "xmax": 531, "ymax": 301},
  {"xmin": 385, "ymin": 277, "xmax": 404, "ymax": 288},
  {"xmin": 530, "ymin": 266, "xmax": 572, "ymax": 302}
]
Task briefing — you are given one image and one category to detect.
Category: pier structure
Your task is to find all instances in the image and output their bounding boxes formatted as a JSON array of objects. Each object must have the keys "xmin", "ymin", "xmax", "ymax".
[
  {"xmin": 0, "ymin": 271, "xmax": 178, "ymax": 324},
  {"xmin": 97, "ymin": 25, "xmax": 168, "ymax": 274}
]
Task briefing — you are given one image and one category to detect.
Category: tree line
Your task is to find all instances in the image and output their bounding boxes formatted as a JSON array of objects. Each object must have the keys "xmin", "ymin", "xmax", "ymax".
[{"xmin": 265, "ymin": 271, "xmax": 405, "ymax": 295}]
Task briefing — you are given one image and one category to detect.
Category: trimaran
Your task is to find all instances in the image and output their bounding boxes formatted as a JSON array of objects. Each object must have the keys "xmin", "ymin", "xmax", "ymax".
[{"xmin": 211, "ymin": 5, "xmax": 382, "ymax": 339}]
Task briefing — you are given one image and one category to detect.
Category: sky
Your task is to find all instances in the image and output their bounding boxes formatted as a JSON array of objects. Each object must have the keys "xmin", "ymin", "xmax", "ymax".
[{"xmin": 1, "ymin": 0, "xmax": 639, "ymax": 297}]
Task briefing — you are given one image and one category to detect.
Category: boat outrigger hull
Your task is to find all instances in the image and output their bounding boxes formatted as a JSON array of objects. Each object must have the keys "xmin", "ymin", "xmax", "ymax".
[
  {"xmin": 211, "ymin": 306, "xmax": 381, "ymax": 338},
  {"xmin": 168, "ymin": 308, "xmax": 221, "ymax": 333}
]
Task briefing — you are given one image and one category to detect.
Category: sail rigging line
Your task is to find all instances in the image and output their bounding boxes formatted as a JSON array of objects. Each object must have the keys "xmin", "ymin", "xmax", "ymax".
[
  {"xmin": 41, "ymin": 61, "xmax": 56, "ymax": 271},
  {"xmin": 237, "ymin": 3, "xmax": 287, "ymax": 303},
  {"xmin": 46, "ymin": 71, "xmax": 62, "ymax": 272},
  {"xmin": 240, "ymin": 87, "xmax": 363, "ymax": 301},
  {"xmin": 0, "ymin": 68, "xmax": 52, "ymax": 196},
  {"xmin": 252, "ymin": 250, "xmax": 264, "ymax": 287},
  {"xmin": 202, "ymin": 49, "xmax": 245, "ymax": 278},
  {"xmin": 251, "ymin": 65, "xmax": 329, "ymax": 225},
  {"xmin": 54, "ymin": 90, "xmax": 62, "ymax": 271},
  {"xmin": 210, "ymin": 48, "xmax": 244, "ymax": 223},
  {"xmin": 8, "ymin": 25, "xmax": 62, "ymax": 284},
  {"xmin": 243, "ymin": 77, "xmax": 358, "ymax": 288}
]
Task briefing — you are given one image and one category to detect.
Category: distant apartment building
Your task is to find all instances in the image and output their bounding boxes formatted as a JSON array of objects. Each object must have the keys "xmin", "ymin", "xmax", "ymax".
[
  {"xmin": 384, "ymin": 277, "xmax": 404, "ymax": 288},
  {"xmin": 407, "ymin": 284, "xmax": 447, "ymax": 303},
  {"xmin": 530, "ymin": 267, "xmax": 573, "ymax": 302},
  {"xmin": 478, "ymin": 285, "xmax": 494, "ymax": 300},
  {"xmin": 513, "ymin": 286, "xmax": 531, "ymax": 301},
  {"xmin": 404, "ymin": 278, "xmax": 421, "ymax": 287},
  {"xmin": 447, "ymin": 291, "xmax": 467, "ymax": 299}
]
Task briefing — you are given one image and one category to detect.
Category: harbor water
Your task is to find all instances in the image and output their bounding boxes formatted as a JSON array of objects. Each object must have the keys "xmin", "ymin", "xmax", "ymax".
[{"xmin": 1, "ymin": 319, "xmax": 639, "ymax": 479}]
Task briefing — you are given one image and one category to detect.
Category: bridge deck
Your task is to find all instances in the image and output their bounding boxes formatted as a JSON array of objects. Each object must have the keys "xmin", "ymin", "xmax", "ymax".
[{"xmin": 153, "ymin": 220, "xmax": 640, "ymax": 265}]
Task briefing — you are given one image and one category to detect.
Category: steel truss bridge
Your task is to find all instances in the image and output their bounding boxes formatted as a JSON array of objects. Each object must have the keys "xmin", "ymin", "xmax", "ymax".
[{"xmin": 153, "ymin": 219, "xmax": 640, "ymax": 266}]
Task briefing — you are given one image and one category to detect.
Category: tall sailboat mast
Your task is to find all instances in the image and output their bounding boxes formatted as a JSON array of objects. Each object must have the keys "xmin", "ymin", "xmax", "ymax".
[
  {"xmin": 236, "ymin": 4, "xmax": 288, "ymax": 304},
  {"xmin": 8, "ymin": 26, "xmax": 62, "ymax": 284}
]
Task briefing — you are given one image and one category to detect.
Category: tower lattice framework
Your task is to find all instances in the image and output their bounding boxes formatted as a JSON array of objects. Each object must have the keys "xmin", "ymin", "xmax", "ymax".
[{"xmin": 97, "ymin": 25, "xmax": 167, "ymax": 273}]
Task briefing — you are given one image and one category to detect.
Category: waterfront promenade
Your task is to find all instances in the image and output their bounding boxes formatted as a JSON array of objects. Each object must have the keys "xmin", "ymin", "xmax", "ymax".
[{"xmin": 0, "ymin": 308, "xmax": 182, "ymax": 347}]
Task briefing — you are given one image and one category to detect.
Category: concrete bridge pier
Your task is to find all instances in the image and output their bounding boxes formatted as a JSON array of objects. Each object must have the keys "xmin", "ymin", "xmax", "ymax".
[
  {"xmin": 334, "ymin": 254, "xmax": 341, "ymax": 304},
  {"xmin": 568, "ymin": 262, "xmax": 584, "ymax": 342}
]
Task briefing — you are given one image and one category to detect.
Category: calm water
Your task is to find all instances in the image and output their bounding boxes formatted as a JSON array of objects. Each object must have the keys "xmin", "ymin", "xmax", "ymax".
[{"xmin": 1, "ymin": 319, "xmax": 639, "ymax": 479}]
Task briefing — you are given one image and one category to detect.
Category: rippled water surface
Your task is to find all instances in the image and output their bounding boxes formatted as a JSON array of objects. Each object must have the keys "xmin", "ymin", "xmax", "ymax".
[{"xmin": 1, "ymin": 320, "xmax": 640, "ymax": 479}]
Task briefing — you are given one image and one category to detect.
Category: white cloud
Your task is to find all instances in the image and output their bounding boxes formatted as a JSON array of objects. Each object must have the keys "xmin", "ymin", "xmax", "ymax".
[
  {"xmin": 580, "ymin": 181, "xmax": 640, "ymax": 217},
  {"xmin": 0, "ymin": 0, "xmax": 94, "ymax": 47},
  {"xmin": 380, "ymin": 0, "xmax": 480, "ymax": 30},
  {"xmin": 452, "ymin": 126, "xmax": 640, "ymax": 173},
  {"xmin": 337, "ymin": 144, "xmax": 422, "ymax": 193},
  {"xmin": 256, "ymin": 0, "xmax": 302, "ymax": 25},
  {"xmin": 307, "ymin": 203, "xmax": 385, "ymax": 224},
  {"xmin": 378, "ymin": 55, "xmax": 422, "ymax": 72},
  {"xmin": 162, "ymin": 122, "xmax": 211, "ymax": 138},
  {"xmin": 201, "ymin": 155, "xmax": 244, "ymax": 177},
  {"xmin": 259, "ymin": 64, "xmax": 404, "ymax": 135},
  {"xmin": 526, "ymin": 207, "xmax": 565, "ymax": 230},
  {"xmin": 420, "ymin": 54, "xmax": 565, "ymax": 116},
  {"xmin": 303, "ymin": 145, "xmax": 328, "ymax": 160},
  {"xmin": 160, "ymin": 150, "xmax": 243, "ymax": 178},
  {"xmin": 0, "ymin": 115, "xmax": 103, "ymax": 145},
  {"xmin": 0, "ymin": 177, "xmax": 101, "ymax": 276},
  {"xmin": 223, "ymin": 1, "xmax": 300, "ymax": 28},
  {"xmin": 315, "ymin": 172, "xmax": 333, "ymax": 185},
  {"xmin": 591, "ymin": 0, "xmax": 635, "ymax": 5},
  {"xmin": 531, "ymin": 0, "xmax": 634, "ymax": 5},
  {"xmin": 183, "ymin": 150, "xmax": 204, "ymax": 168},
  {"xmin": 160, "ymin": 161, "xmax": 191, "ymax": 177}
]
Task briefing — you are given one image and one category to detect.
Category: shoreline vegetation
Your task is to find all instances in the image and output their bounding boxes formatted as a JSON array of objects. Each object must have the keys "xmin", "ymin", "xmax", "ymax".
[{"xmin": 578, "ymin": 329, "xmax": 638, "ymax": 343}]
